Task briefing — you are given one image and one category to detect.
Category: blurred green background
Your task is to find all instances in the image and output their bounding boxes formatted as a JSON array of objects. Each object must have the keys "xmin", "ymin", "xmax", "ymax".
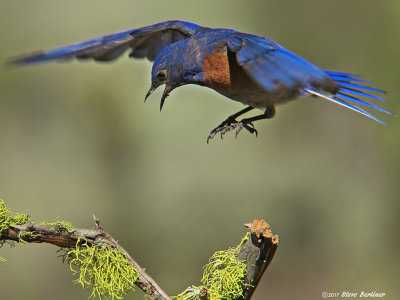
[{"xmin": 0, "ymin": 0, "xmax": 399, "ymax": 299}]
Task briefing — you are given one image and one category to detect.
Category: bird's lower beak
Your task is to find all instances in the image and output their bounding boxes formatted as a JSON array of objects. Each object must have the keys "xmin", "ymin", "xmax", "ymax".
[
  {"xmin": 144, "ymin": 83, "xmax": 175, "ymax": 111},
  {"xmin": 160, "ymin": 86, "xmax": 173, "ymax": 111}
]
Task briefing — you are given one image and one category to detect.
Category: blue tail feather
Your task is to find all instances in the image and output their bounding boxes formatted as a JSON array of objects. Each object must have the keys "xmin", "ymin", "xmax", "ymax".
[
  {"xmin": 336, "ymin": 81, "xmax": 386, "ymax": 94},
  {"xmin": 325, "ymin": 70, "xmax": 360, "ymax": 78},
  {"xmin": 329, "ymin": 76, "xmax": 370, "ymax": 83},
  {"xmin": 306, "ymin": 88, "xmax": 388, "ymax": 126},
  {"xmin": 336, "ymin": 93, "xmax": 392, "ymax": 114},
  {"xmin": 339, "ymin": 87, "xmax": 385, "ymax": 101},
  {"xmin": 318, "ymin": 69, "xmax": 390, "ymax": 124}
]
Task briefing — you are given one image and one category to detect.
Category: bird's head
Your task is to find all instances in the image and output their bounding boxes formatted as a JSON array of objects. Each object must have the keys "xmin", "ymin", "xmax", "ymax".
[
  {"xmin": 145, "ymin": 44, "xmax": 204, "ymax": 110},
  {"xmin": 145, "ymin": 49, "xmax": 187, "ymax": 111}
]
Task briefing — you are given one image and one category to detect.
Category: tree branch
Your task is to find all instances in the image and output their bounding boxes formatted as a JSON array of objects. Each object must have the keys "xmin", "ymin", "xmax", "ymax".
[
  {"xmin": 240, "ymin": 219, "xmax": 279, "ymax": 299},
  {"xmin": 1, "ymin": 218, "xmax": 170, "ymax": 300},
  {"xmin": 175, "ymin": 219, "xmax": 279, "ymax": 300},
  {"xmin": 1, "ymin": 210, "xmax": 278, "ymax": 300}
]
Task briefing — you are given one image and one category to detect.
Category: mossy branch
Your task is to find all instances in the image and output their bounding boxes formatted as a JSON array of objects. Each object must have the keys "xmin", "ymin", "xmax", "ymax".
[
  {"xmin": 173, "ymin": 219, "xmax": 279, "ymax": 300},
  {"xmin": 1, "ymin": 200, "xmax": 278, "ymax": 300},
  {"xmin": 0, "ymin": 200, "xmax": 169, "ymax": 300}
]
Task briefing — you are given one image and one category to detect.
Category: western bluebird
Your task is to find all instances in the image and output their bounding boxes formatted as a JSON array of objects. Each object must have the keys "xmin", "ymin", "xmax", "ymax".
[{"xmin": 11, "ymin": 20, "xmax": 390, "ymax": 142}]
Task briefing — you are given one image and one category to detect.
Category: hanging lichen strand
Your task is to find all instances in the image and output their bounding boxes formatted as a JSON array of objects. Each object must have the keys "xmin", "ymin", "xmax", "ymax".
[
  {"xmin": 65, "ymin": 238, "xmax": 139, "ymax": 300},
  {"xmin": 174, "ymin": 233, "xmax": 251, "ymax": 300},
  {"xmin": 202, "ymin": 247, "xmax": 249, "ymax": 299}
]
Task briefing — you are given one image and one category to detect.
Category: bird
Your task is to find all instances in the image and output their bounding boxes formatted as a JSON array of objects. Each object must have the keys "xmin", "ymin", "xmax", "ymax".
[{"xmin": 10, "ymin": 20, "xmax": 391, "ymax": 142}]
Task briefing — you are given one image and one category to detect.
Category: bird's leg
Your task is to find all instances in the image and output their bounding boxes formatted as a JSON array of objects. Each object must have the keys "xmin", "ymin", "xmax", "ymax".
[
  {"xmin": 207, "ymin": 106, "xmax": 254, "ymax": 143},
  {"xmin": 236, "ymin": 105, "xmax": 276, "ymax": 137},
  {"xmin": 207, "ymin": 105, "xmax": 275, "ymax": 142}
]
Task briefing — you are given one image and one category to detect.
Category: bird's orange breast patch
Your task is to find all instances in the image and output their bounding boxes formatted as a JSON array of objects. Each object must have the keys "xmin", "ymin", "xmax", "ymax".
[{"xmin": 203, "ymin": 47, "xmax": 231, "ymax": 90}]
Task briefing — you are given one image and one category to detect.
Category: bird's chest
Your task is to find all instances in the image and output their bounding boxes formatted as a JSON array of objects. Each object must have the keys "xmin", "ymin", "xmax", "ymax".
[
  {"xmin": 203, "ymin": 45, "xmax": 270, "ymax": 108},
  {"xmin": 203, "ymin": 46, "xmax": 232, "ymax": 90}
]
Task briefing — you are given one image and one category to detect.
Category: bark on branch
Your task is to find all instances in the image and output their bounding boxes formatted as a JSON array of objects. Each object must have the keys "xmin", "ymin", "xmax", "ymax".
[{"xmin": 240, "ymin": 219, "xmax": 279, "ymax": 299}]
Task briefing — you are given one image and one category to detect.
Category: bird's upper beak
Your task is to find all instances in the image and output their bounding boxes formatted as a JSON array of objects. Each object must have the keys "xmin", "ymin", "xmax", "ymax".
[
  {"xmin": 144, "ymin": 82, "xmax": 175, "ymax": 111},
  {"xmin": 144, "ymin": 82, "xmax": 159, "ymax": 103}
]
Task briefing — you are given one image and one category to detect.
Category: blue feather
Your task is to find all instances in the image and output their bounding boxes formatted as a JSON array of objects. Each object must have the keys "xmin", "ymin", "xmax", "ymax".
[
  {"xmin": 323, "ymin": 70, "xmax": 390, "ymax": 121},
  {"xmin": 306, "ymin": 89, "xmax": 388, "ymax": 126},
  {"xmin": 325, "ymin": 70, "xmax": 360, "ymax": 78},
  {"xmin": 243, "ymin": 59, "xmax": 278, "ymax": 91},
  {"xmin": 10, "ymin": 21, "xmax": 202, "ymax": 65},
  {"xmin": 10, "ymin": 29, "xmax": 134, "ymax": 64},
  {"xmin": 329, "ymin": 76, "xmax": 370, "ymax": 83},
  {"xmin": 339, "ymin": 88, "xmax": 385, "ymax": 101},
  {"xmin": 230, "ymin": 34, "xmax": 329, "ymax": 94},
  {"xmin": 336, "ymin": 93, "xmax": 391, "ymax": 114},
  {"xmin": 336, "ymin": 82, "xmax": 386, "ymax": 94}
]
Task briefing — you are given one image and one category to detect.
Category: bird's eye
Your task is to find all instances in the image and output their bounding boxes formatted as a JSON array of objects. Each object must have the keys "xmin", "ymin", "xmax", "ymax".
[{"xmin": 157, "ymin": 71, "xmax": 166, "ymax": 82}]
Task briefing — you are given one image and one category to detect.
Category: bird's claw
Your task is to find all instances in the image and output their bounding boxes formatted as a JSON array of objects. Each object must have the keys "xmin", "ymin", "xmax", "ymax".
[
  {"xmin": 207, "ymin": 120, "xmax": 258, "ymax": 143},
  {"xmin": 235, "ymin": 122, "xmax": 258, "ymax": 138},
  {"xmin": 206, "ymin": 122, "xmax": 237, "ymax": 143}
]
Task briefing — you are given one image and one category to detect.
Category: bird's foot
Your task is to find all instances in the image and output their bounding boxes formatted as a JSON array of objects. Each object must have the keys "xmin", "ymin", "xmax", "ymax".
[{"xmin": 207, "ymin": 119, "xmax": 258, "ymax": 143}]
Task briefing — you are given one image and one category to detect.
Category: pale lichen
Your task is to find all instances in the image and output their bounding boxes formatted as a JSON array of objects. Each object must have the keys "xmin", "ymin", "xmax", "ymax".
[
  {"xmin": 19, "ymin": 231, "xmax": 40, "ymax": 244},
  {"xmin": 40, "ymin": 218, "xmax": 75, "ymax": 233},
  {"xmin": 0, "ymin": 200, "xmax": 30, "ymax": 233},
  {"xmin": 0, "ymin": 200, "xmax": 31, "ymax": 261},
  {"xmin": 65, "ymin": 238, "xmax": 139, "ymax": 299},
  {"xmin": 202, "ymin": 248, "xmax": 248, "ymax": 300},
  {"xmin": 1, "ymin": 200, "xmax": 139, "ymax": 299},
  {"xmin": 237, "ymin": 232, "xmax": 250, "ymax": 249},
  {"xmin": 173, "ymin": 285, "xmax": 206, "ymax": 300},
  {"xmin": 173, "ymin": 233, "xmax": 250, "ymax": 300}
]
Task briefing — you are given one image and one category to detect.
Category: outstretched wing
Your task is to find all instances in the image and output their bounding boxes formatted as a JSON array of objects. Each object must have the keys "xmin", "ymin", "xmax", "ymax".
[
  {"xmin": 226, "ymin": 33, "xmax": 390, "ymax": 125},
  {"xmin": 10, "ymin": 20, "xmax": 203, "ymax": 64}
]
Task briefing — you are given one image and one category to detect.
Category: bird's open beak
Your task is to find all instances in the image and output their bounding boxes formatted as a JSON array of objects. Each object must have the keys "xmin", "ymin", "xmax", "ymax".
[{"xmin": 145, "ymin": 83, "xmax": 174, "ymax": 111}]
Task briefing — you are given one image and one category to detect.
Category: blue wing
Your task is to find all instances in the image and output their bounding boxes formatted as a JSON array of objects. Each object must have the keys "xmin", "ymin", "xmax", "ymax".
[
  {"xmin": 227, "ymin": 33, "xmax": 390, "ymax": 125},
  {"xmin": 227, "ymin": 33, "xmax": 336, "ymax": 96},
  {"xmin": 10, "ymin": 20, "xmax": 203, "ymax": 64}
]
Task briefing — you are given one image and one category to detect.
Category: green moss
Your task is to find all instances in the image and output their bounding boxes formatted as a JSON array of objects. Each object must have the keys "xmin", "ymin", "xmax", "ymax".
[
  {"xmin": 19, "ymin": 231, "xmax": 40, "ymax": 243},
  {"xmin": 39, "ymin": 218, "xmax": 75, "ymax": 233},
  {"xmin": 237, "ymin": 232, "xmax": 250, "ymax": 249},
  {"xmin": 0, "ymin": 200, "xmax": 30, "ymax": 233},
  {"xmin": 0, "ymin": 256, "xmax": 6, "ymax": 263},
  {"xmin": 174, "ymin": 232, "xmax": 250, "ymax": 300},
  {"xmin": 65, "ymin": 238, "xmax": 139, "ymax": 300},
  {"xmin": 201, "ymin": 247, "xmax": 248, "ymax": 300},
  {"xmin": 173, "ymin": 285, "xmax": 205, "ymax": 300}
]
